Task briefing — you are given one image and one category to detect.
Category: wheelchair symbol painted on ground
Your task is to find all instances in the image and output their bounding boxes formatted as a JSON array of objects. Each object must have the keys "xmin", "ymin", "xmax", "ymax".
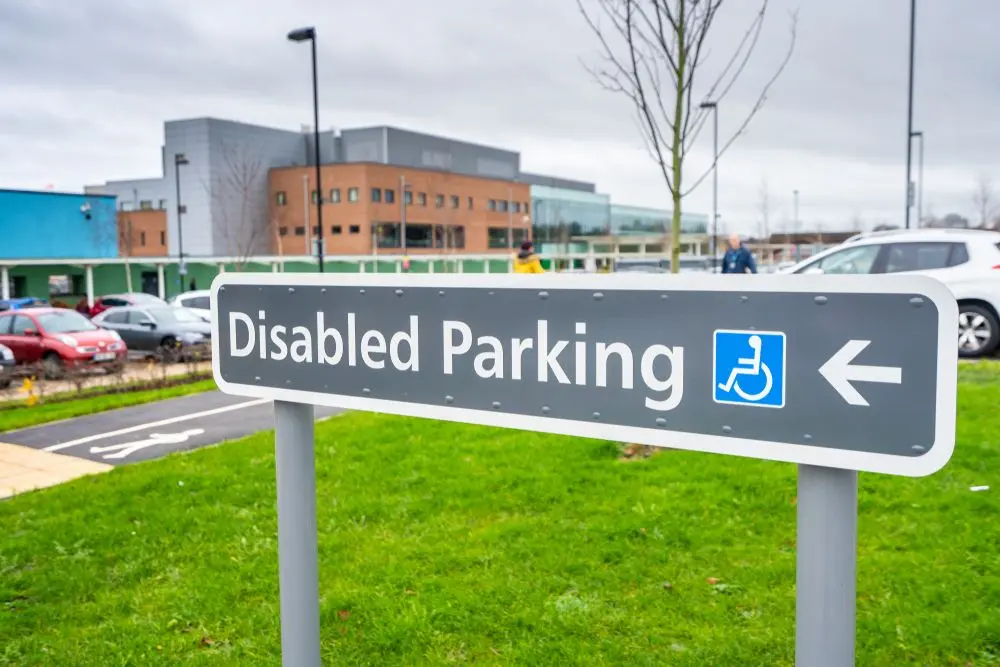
[
  {"xmin": 713, "ymin": 330, "xmax": 786, "ymax": 408},
  {"xmin": 89, "ymin": 428, "xmax": 206, "ymax": 460}
]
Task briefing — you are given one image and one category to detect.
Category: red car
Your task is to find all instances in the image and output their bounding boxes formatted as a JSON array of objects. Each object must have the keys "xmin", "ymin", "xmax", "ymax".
[{"xmin": 0, "ymin": 307, "xmax": 127, "ymax": 378}]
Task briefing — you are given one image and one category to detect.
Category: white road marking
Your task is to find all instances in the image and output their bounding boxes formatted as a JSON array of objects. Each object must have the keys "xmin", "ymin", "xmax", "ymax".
[
  {"xmin": 43, "ymin": 399, "xmax": 270, "ymax": 452},
  {"xmin": 90, "ymin": 429, "xmax": 206, "ymax": 460}
]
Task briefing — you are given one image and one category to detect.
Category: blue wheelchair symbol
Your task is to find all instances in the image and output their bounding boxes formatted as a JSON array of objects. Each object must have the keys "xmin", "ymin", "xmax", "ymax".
[{"xmin": 713, "ymin": 330, "xmax": 786, "ymax": 408}]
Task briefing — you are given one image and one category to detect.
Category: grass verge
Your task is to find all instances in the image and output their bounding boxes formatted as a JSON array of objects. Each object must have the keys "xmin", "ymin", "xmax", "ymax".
[
  {"xmin": 0, "ymin": 376, "xmax": 218, "ymax": 433},
  {"xmin": 0, "ymin": 370, "xmax": 997, "ymax": 665}
]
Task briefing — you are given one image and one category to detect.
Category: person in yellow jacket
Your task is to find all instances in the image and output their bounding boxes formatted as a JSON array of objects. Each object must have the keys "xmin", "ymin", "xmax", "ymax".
[{"xmin": 513, "ymin": 240, "xmax": 545, "ymax": 273}]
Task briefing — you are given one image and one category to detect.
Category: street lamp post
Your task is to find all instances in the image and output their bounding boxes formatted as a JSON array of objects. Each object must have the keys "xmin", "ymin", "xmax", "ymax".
[
  {"xmin": 699, "ymin": 101, "xmax": 719, "ymax": 273},
  {"xmin": 174, "ymin": 153, "xmax": 189, "ymax": 283},
  {"xmin": 793, "ymin": 189, "xmax": 800, "ymax": 261},
  {"xmin": 910, "ymin": 131, "xmax": 924, "ymax": 225},
  {"xmin": 288, "ymin": 26, "xmax": 326, "ymax": 272},
  {"xmin": 904, "ymin": 0, "xmax": 917, "ymax": 229},
  {"xmin": 400, "ymin": 175, "xmax": 407, "ymax": 253}
]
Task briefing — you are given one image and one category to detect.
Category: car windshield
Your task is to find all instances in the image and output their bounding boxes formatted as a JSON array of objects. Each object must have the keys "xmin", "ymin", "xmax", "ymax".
[
  {"xmin": 36, "ymin": 311, "xmax": 98, "ymax": 333},
  {"xmin": 148, "ymin": 307, "xmax": 204, "ymax": 324}
]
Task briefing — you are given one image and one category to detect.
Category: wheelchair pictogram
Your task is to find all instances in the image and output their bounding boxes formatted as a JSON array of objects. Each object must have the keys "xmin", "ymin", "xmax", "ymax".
[{"xmin": 713, "ymin": 330, "xmax": 786, "ymax": 408}]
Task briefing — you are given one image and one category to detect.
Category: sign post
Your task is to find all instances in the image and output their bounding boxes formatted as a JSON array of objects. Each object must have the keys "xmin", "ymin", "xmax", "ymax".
[
  {"xmin": 274, "ymin": 401, "xmax": 321, "ymax": 667},
  {"xmin": 211, "ymin": 272, "xmax": 958, "ymax": 666}
]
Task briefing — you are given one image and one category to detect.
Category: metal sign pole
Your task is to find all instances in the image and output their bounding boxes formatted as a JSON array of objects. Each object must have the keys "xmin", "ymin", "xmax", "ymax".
[
  {"xmin": 796, "ymin": 464, "xmax": 858, "ymax": 667},
  {"xmin": 274, "ymin": 400, "xmax": 321, "ymax": 667}
]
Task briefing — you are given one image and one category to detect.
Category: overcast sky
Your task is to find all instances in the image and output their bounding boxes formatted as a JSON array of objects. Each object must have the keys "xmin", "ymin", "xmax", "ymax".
[{"xmin": 1, "ymin": 0, "xmax": 997, "ymax": 234}]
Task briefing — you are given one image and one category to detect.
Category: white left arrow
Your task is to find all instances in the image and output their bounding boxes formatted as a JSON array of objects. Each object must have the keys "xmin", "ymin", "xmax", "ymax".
[{"xmin": 818, "ymin": 339, "xmax": 902, "ymax": 407}]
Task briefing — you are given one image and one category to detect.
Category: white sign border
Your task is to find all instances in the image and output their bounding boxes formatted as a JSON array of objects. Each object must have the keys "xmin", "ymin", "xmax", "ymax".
[{"xmin": 210, "ymin": 271, "xmax": 958, "ymax": 478}]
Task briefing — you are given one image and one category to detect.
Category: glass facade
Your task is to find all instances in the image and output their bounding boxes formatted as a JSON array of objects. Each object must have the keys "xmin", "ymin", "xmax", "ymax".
[
  {"xmin": 529, "ymin": 187, "xmax": 709, "ymax": 243},
  {"xmin": 610, "ymin": 204, "xmax": 708, "ymax": 235},
  {"xmin": 529, "ymin": 185, "xmax": 611, "ymax": 243}
]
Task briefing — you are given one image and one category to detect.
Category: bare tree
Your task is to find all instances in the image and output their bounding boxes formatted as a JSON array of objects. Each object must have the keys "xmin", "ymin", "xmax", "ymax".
[
  {"xmin": 117, "ymin": 210, "xmax": 135, "ymax": 292},
  {"xmin": 972, "ymin": 172, "xmax": 997, "ymax": 229},
  {"xmin": 578, "ymin": 0, "xmax": 797, "ymax": 272},
  {"xmin": 756, "ymin": 176, "xmax": 771, "ymax": 240},
  {"xmin": 848, "ymin": 208, "xmax": 865, "ymax": 232},
  {"xmin": 204, "ymin": 142, "xmax": 269, "ymax": 271}
]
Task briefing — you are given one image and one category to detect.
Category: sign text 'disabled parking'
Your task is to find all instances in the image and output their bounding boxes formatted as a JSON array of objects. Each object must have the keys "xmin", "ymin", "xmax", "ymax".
[{"xmin": 211, "ymin": 273, "xmax": 957, "ymax": 476}]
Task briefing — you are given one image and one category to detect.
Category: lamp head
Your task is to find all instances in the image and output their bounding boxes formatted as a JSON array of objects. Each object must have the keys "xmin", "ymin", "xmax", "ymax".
[
  {"xmin": 174, "ymin": 153, "xmax": 189, "ymax": 166},
  {"xmin": 287, "ymin": 27, "xmax": 316, "ymax": 42}
]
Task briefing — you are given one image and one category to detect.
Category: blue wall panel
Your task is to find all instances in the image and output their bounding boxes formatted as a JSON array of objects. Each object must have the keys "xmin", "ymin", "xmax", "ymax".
[{"xmin": 0, "ymin": 190, "xmax": 118, "ymax": 259}]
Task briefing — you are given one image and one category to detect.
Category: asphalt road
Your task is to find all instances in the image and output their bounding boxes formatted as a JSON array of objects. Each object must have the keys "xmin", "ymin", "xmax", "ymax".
[{"xmin": 2, "ymin": 391, "xmax": 342, "ymax": 466}]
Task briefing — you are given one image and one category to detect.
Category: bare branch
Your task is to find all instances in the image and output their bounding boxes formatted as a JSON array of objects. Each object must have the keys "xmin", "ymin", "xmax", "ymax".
[
  {"xmin": 579, "ymin": 0, "xmax": 796, "ymax": 267},
  {"xmin": 203, "ymin": 141, "xmax": 269, "ymax": 269},
  {"xmin": 683, "ymin": 9, "xmax": 798, "ymax": 196}
]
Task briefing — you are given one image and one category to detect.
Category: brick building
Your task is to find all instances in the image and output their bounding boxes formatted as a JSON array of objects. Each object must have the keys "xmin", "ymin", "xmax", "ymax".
[{"xmin": 269, "ymin": 163, "xmax": 531, "ymax": 255}]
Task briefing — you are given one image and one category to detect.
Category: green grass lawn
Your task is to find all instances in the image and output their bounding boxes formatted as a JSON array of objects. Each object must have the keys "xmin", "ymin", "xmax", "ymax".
[
  {"xmin": 0, "ymin": 377, "xmax": 218, "ymax": 433},
  {"xmin": 1, "ymin": 367, "xmax": 998, "ymax": 665}
]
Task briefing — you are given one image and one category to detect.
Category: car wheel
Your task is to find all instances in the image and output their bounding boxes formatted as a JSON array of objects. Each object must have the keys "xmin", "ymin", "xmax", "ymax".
[
  {"xmin": 42, "ymin": 352, "xmax": 64, "ymax": 380},
  {"xmin": 158, "ymin": 337, "xmax": 180, "ymax": 364},
  {"xmin": 958, "ymin": 304, "xmax": 1000, "ymax": 358}
]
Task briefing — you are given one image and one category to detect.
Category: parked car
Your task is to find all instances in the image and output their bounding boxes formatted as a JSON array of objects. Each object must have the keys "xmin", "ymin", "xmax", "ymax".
[
  {"xmin": 169, "ymin": 289, "xmax": 212, "ymax": 322},
  {"xmin": 0, "ymin": 343, "xmax": 14, "ymax": 388},
  {"xmin": 0, "ymin": 307, "xmax": 127, "ymax": 378},
  {"xmin": 89, "ymin": 292, "xmax": 168, "ymax": 318},
  {"xmin": 779, "ymin": 228, "xmax": 1000, "ymax": 358},
  {"xmin": 92, "ymin": 305, "xmax": 211, "ymax": 362},
  {"xmin": 0, "ymin": 297, "xmax": 50, "ymax": 312}
]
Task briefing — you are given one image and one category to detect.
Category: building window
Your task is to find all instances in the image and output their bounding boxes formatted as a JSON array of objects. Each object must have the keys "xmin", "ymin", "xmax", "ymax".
[
  {"xmin": 276, "ymin": 191, "xmax": 287, "ymax": 206},
  {"xmin": 348, "ymin": 187, "xmax": 359, "ymax": 202},
  {"xmin": 120, "ymin": 201, "xmax": 133, "ymax": 212},
  {"xmin": 331, "ymin": 225, "xmax": 342, "ymax": 235},
  {"xmin": 512, "ymin": 228, "xmax": 530, "ymax": 244},
  {"xmin": 312, "ymin": 226, "xmax": 320, "ymax": 236},
  {"xmin": 513, "ymin": 202, "xmax": 521, "ymax": 213},
  {"xmin": 488, "ymin": 199, "xmax": 497, "ymax": 212},
  {"xmin": 404, "ymin": 190, "xmax": 413, "ymax": 205},
  {"xmin": 349, "ymin": 225, "xmax": 361, "ymax": 234},
  {"xmin": 446, "ymin": 226, "xmax": 466, "ymax": 249},
  {"xmin": 467, "ymin": 196, "xmax": 474, "ymax": 210},
  {"xmin": 450, "ymin": 195, "xmax": 459, "ymax": 209},
  {"xmin": 279, "ymin": 227, "xmax": 289, "ymax": 237},
  {"xmin": 312, "ymin": 190, "xmax": 320, "ymax": 204},
  {"xmin": 385, "ymin": 189, "xmax": 395, "ymax": 204},
  {"xmin": 488, "ymin": 227, "xmax": 509, "ymax": 248},
  {"xmin": 160, "ymin": 231, "xmax": 166, "ymax": 245},
  {"xmin": 139, "ymin": 231, "xmax": 146, "ymax": 246},
  {"xmin": 499, "ymin": 200, "xmax": 509, "ymax": 213},
  {"xmin": 139, "ymin": 200, "xmax": 153, "ymax": 210},
  {"xmin": 417, "ymin": 192, "xmax": 427, "ymax": 206},
  {"xmin": 435, "ymin": 194, "xmax": 445, "ymax": 208},
  {"xmin": 524, "ymin": 201, "xmax": 530, "ymax": 214},
  {"xmin": 374, "ymin": 223, "xmax": 400, "ymax": 248},
  {"xmin": 371, "ymin": 187, "xmax": 382, "ymax": 203},
  {"xmin": 331, "ymin": 188, "xmax": 341, "ymax": 203},
  {"xmin": 294, "ymin": 226, "xmax": 306, "ymax": 236},
  {"xmin": 158, "ymin": 199, "xmax": 167, "ymax": 210}
]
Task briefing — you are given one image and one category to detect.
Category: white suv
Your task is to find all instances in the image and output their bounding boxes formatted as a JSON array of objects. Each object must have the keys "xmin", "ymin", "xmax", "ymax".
[
  {"xmin": 781, "ymin": 228, "xmax": 1000, "ymax": 358},
  {"xmin": 169, "ymin": 289, "xmax": 212, "ymax": 322}
]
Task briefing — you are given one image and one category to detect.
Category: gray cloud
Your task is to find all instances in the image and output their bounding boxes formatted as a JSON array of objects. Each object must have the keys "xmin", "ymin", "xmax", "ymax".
[{"xmin": 0, "ymin": 0, "xmax": 997, "ymax": 232}]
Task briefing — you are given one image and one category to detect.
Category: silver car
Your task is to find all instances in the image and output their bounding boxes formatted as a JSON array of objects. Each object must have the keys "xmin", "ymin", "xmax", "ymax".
[{"xmin": 93, "ymin": 305, "xmax": 211, "ymax": 362}]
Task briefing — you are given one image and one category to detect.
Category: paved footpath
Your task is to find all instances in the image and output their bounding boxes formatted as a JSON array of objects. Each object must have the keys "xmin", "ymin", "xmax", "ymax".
[{"xmin": 1, "ymin": 391, "xmax": 341, "ymax": 497}]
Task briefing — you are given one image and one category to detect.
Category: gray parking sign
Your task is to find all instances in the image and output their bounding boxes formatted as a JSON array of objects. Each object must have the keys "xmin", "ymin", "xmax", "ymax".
[{"xmin": 211, "ymin": 272, "xmax": 957, "ymax": 477}]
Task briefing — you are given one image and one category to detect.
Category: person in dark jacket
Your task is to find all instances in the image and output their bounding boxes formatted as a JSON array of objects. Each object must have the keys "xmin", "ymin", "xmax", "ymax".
[{"xmin": 721, "ymin": 234, "xmax": 757, "ymax": 274}]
